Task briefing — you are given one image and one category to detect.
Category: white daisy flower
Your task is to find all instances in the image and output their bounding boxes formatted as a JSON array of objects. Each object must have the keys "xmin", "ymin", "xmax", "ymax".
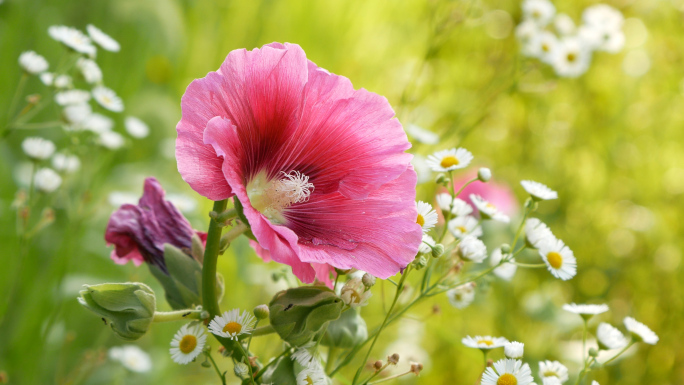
[
  {"xmin": 291, "ymin": 341, "xmax": 323, "ymax": 369},
  {"xmin": 528, "ymin": 30, "xmax": 559, "ymax": 64},
  {"xmin": 86, "ymin": 24, "xmax": 121, "ymax": 52},
  {"xmin": 553, "ymin": 13, "xmax": 575, "ymax": 36},
  {"xmin": 596, "ymin": 323, "xmax": 628, "ymax": 350},
  {"xmin": 462, "ymin": 335, "xmax": 509, "ymax": 350},
  {"xmin": 99, "ymin": 131, "xmax": 125, "ymax": 150},
  {"xmin": 416, "ymin": 201, "xmax": 438, "ymax": 233},
  {"xmin": 539, "ymin": 238, "xmax": 577, "ymax": 280},
  {"xmin": 340, "ymin": 277, "xmax": 372, "ymax": 308},
  {"xmin": 76, "ymin": 58, "xmax": 102, "ymax": 84},
  {"xmin": 522, "ymin": 0, "xmax": 555, "ymax": 27},
  {"xmin": 54, "ymin": 75, "xmax": 73, "ymax": 89},
  {"xmin": 504, "ymin": 342, "xmax": 525, "ymax": 359},
  {"xmin": 624, "ymin": 317, "xmax": 658, "ymax": 345},
  {"xmin": 208, "ymin": 309, "xmax": 257, "ymax": 340},
  {"xmin": 562, "ymin": 303, "xmax": 609, "ymax": 318},
  {"xmin": 40, "ymin": 72, "xmax": 54, "ymax": 86},
  {"xmin": 552, "ymin": 38, "xmax": 592, "ymax": 78},
  {"xmin": 48, "ymin": 25, "xmax": 96, "ymax": 56},
  {"xmin": 296, "ymin": 367, "xmax": 328, "ymax": 385},
  {"xmin": 34, "ymin": 168, "xmax": 62, "ymax": 193},
  {"xmin": 18, "ymin": 51, "xmax": 49, "ymax": 74},
  {"xmin": 108, "ymin": 345, "xmax": 152, "ymax": 373},
  {"xmin": 125, "ymin": 116, "xmax": 150, "ymax": 138},
  {"xmin": 170, "ymin": 323, "xmax": 207, "ymax": 365},
  {"xmin": 543, "ymin": 378, "xmax": 563, "ymax": 385},
  {"xmin": 592, "ymin": 381, "xmax": 600, "ymax": 385},
  {"xmin": 521, "ymin": 180, "xmax": 558, "ymax": 201},
  {"xmin": 55, "ymin": 89, "xmax": 91, "ymax": 106},
  {"xmin": 83, "ymin": 113, "xmax": 114, "ymax": 133},
  {"xmin": 538, "ymin": 360, "xmax": 569, "ymax": 383},
  {"xmin": 516, "ymin": 20, "xmax": 540, "ymax": 56},
  {"xmin": 405, "ymin": 124, "xmax": 439, "ymax": 144},
  {"xmin": 490, "ymin": 248, "xmax": 517, "ymax": 281},
  {"xmin": 436, "ymin": 194, "xmax": 473, "ymax": 217},
  {"xmin": 458, "ymin": 235, "xmax": 487, "ymax": 263},
  {"xmin": 234, "ymin": 362, "xmax": 249, "ymax": 377},
  {"xmin": 22, "ymin": 137, "xmax": 55, "ymax": 160},
  {"xmin": 411, "ymin": 155, "xmax": 433, "ymax": 184},
  {"xmin": 470, "ymin": 194, "xmax": 510, "ymax": 223},
  {"xmin": 419, "ymin": 234, "xmax": 436, "ymax": 255},
  {"xmin": 52, "ymin": 153, "xmax": 80, "ymax": 173},
  {"xmin": 448, "ymin": 215, "xmax": 482, "ymax": 239},
  {"xmin": 426, "ymin": 148, "xmax": 473, "ymax": 172},
  {"xmin": 447, "ymin": 282, "xmax": 476, "ymax": 309},
  {"xmin": 582, "ymin": 4, "xmax": 624, "ymax": 33},
  {"xmin": 92, "ymin": 86, "xmax": 124, "ymax": 112},
  {"xmin": 63, "ymin": 103, "xmax": 92, "ymax": 126},
  {"xmin": 525, "ymin": 218, "xmax": 555, "ymax": 249},
  {"xmin": 482, "ymin": 359, "xmax": 534, "ymax": 385}
]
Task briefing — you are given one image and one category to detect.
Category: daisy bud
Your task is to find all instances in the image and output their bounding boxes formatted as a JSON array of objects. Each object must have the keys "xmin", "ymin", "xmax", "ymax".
[
  {"xmin": 373, "ymin": 360, "xmax": 383, "ymax": 370},
  {"xmin": 253, "ymin": 304, "xmax": 270, "ymax": 320},
  {"xmin": 362, "ymin": 273, "xmax": 376, "ymax": 288},
  {"xmin": 435, "ymin": 174, "xmax": 448, "ymax": 185},
  {"xmin": 588, "ymin": 348, "xmax": 599, "ymax": 357},
  {"xmin": 413, "ymin": 255, "xmax": 428, "ymax": 270},
  {"xmin": 410, "ymin": 362, "xmax": 423, "ymax": 375},
  {"xmin": 478, "ymin": 167, "xmax": 492, "ymax": 182},
  {"xmin": 77, "ymin": 282, "xmax": 156, "ymax": 340},
  {"xmin": 524, "ymin": 198, "xmax": 538, "ymax": 211},
  {"xmin": 201, "ymin": 360, "xmax": 212, "ymax": 368},
  {"xmin": 234, "ymin": 362, "xmax": 249, "ymax": 377},
  {"xmin": 500, "ymin": 243, "xmax": 512, "ymax": 254},
  {"xmin": 504, "ymin": 341, "xmax": 524, "ymax": 358},
  {"xmin": 388, "ymin": 353, "xmax": 400, "ymax": 365},
  {"xmin": 431, "ymin": 244, "xmax": 445, "ymax": 258}
]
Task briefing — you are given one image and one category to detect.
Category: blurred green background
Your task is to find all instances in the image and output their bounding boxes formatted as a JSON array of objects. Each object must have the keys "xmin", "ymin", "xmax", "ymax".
[{"xmin": 1, "ymin": 0, "xmax": 682, "ymax": 383}]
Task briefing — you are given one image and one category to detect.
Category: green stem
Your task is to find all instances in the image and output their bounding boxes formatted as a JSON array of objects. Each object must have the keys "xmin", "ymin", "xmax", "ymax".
[
  {"xmin": 152, "ymin": 309, "xmax": 202, "ymax": 323},
  {"xmin": 352, "ymin": 266, "xmax": 412, "ymax": 385},
  {"xmin": 206, "ymin": 352, "xmax": 227, "ymax": 385},
  {"xmin": 367, "ymin": 370, "xmax": 413, "ymax": 384},
  {"xmin": 326, "ymin": 347, "xmax": 338, "ymax": 375},
  {"xmin": 601, "ymin": 341, "xmax": 635, "ymax": 366},
  {"xmin": 251, "ymin": 324, "xmax": 276, "ymax": 336},
  {"xmin": 236, "ymin": 343, "xmax": 256, "ymax": 385},
  {"xmin": 203, "ymin": 200, "xmax": 228, "ymax": 318},
  {"xmin": 513, "ymin": 262, "xmax": 546, "ymax": 268},
  {"xmin": 5, "ymin": 73, "xmax": 28, "ymax": 126},
  {"xmin": 510, "ymin": 203, "xmax": 532, "ymax": 252}
]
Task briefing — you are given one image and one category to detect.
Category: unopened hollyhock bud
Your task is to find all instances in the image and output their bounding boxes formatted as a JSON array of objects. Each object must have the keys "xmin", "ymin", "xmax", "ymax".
[
  {"xmin": 478, "ymin": 167, "xmax": 492, "ymax": 182},
  {"xmin": 253, "ymin": 304, "xmax": 270, "ymax": 320},
  {"xmin": 321, "ymin": 307, "xmax": 368, "ymax": 348},
  {"xmin": 77, "ymin": 282, "xmax": 155, "ymax": 341}
]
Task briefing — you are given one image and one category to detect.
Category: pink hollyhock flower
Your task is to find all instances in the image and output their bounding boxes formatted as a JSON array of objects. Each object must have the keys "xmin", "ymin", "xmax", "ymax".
[
  {"xmin": 105, "ymin": 177, "xmax": 206, "ymax": 273},
  {"xmin": 452, "ymin": 173, "xmax": 518, "ymax": 217},
  {"xmin": 176, "ymin": 42, "xmax": 422, "ymax": 285}
]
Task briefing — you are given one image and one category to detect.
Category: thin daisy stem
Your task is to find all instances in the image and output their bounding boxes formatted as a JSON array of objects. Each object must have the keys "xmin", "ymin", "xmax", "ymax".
[
  {"xmin": 246, "ymin": 320, "xmax": 259, "ymax": 351},
  {"xmin": 152, "ymin": 309, "xmax": 203, "ymax": 322},
  {"xmin": 206, "ymin": 352, "xmax": 227, "ymax": 385},
  {"xmin": 582, "ymin": 319, "xmax": 588, "ymax": 365},
  {"xmin": 601, "ymin": 340, "xmax": 635, "ymax": 366},
  {"xmin": 5, "ymin": 73, "xmax": 28, "ymax": 127},
  {"xmin": 513, "ymin": 262, "xmax": 546, "ymax": 268},
  {"xmin": 367, "ymin": 370, "xmax": 413, "ymax": 384},
  {"xmin": 235, "ymin": 342, "xmax": 256, "ymax": 385},
  {"xmin": 510, "ymin": 203, "xmax": 533, "ymax": 252},
  {"xmin": 326, "ymin": 346, "xmax": 338, "ymax": 375},
  {"xmin": 351, "ymin": 266, "xmax": 412, "ymax": 385}
]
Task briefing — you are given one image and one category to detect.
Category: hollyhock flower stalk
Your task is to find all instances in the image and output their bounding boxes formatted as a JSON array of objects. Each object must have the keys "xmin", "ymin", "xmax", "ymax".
[{"xmin": 176, "ymin": 42, "xmax": 422, "ymax": 285}]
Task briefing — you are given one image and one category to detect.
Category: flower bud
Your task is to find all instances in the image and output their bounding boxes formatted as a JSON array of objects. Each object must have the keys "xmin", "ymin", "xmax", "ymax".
[
  {"xmin": 234, "ymin": 362, "xmax": 249, "ymax": 377},
  {"xmin": 500, "ymin": 243, "xmax": 511, "ymax": 254},
  {"xmin": 201, "ymin": 360, "xmax": 212, "ymax": 368},
  {"xmin": 269, "ymin": 286, "xmax": 343, "ymax": 346},
  {"xmin": 253, "ymin": 304, "xmax": 270, "ymax": 320},
  {"xmin": 362, "ymin": 273, "xmax": 376, "ymax": 288},
  {"xmin": 588, "ymin": 348, "xmax": 599, "ymax": 357},
  {"xmin": 388, "ymin": 353, "xmax": 400, "ymax": 365},
  {"xmin": 410, "ymin": 362, "xmax": 423, "ymax": 375},
  {"xmin": 321, "ymin": 307, "xmax": 368, "ymax": 348},
  {"xmin": 478, "ymin": 167, "xmax": 492, "ymax": 182},
  {"xmin": 431, "ymin": 244, "xmax": 445, "ymax": 258},
  {"xmin": 524, "ymin": 198, "xmax": 538, "ymax": 210},
  {"xmin": 435, "ymin": 174, "xmax": 448, "ymax": 185},
  {"xmin": 78, "ymin": 282, "xmax": 156, "ymax": 341},
  {"xmin": 373, "ymin": 360, "xmax": 383, "ymax": 370}
]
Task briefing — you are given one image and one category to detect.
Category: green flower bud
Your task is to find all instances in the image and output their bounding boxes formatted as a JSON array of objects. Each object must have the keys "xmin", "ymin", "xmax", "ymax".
[
  {"xmin": 588, "ymin": 347, "xmax": 599, "ymax": 357},
  {"xmin": 361, "ymin": 273, "xmax": 376, "ymax": 288},
  {"xmin": 435, "ymin": 174, "xmax": 447, "ymax": 185},
  {"xmin": 500, "ymin": 243, "xmax": 511, "ymax": 254},
  {"xmin": 321, "ymin": 307, "xmax": 368, "ymax": 348},
  {"xmin": 77, "ymin": 282, "xmax": 156, "ymax": 341},
  {"xmin": 431, "ymin": 244, "xmax": 445, "ymax": 258},
  {"xmin": 269, "ymin": 286, "xmax": 343, "ymax": 347},
  {"xmin": 234, "ymin": 362, "xmax": 249, "ymax": 377},
  {"xmin": 253, "ymin": 304, "xmax": 270, "ymax": 320},
  {"xmin": 412, "ymin": 255, "xmax": 428, "ymax": 270},
  {"xmin": 477, "ymin": 167, "xmax": 492, "ymax": 182}
]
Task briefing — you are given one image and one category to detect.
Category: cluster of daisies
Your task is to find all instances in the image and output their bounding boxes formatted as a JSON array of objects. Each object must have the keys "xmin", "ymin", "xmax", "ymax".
[
  {"xmin": 16, "ymin": 24, "xmax": 149, "ymax": 157},
  {"xmin": 417, "ymin": 147, "xmax": 574, "ymax": 310},
  {"xmin": 516, "ymin": 0, "xmax": 625, "ymax": 78},
  {"xmin": 461, "ymin": 302, "xmax": 657, "ymax": 384}
]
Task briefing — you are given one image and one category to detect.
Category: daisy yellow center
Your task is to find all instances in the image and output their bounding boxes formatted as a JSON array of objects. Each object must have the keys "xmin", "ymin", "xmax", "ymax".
[
  {"xmin": 497, "ymin": 373, "xmax": 518, "ymax": 385},
  {"xmin": 247, "ymin": 170, "xmax": 314, "ymax": 225},
  {"xmin": 417, "ymin": 214, "xmax": 425, "ymax": 226},
  {"xmin": 179, "ymin": 335, "xmax": 197, "ymax": 354},
  {"xmin": 547, "ymin": 251, "xmax": 563, "ymax": 269},
  {"xmin": 542, "ymin": 43, "xmax": 550, "ymax": 52},
  {"xmin": 456, "ymin": 226, "xmax": 467, "ymax": 233},
  {"xmin": 544, "ymin": 371, "xmax": 559, "ymax": 377},
  {"xmin": 305, "ymin": 375, "xmax": 314, "ymax": 385},
  {"xmin": 567, "ymin": 53, "xmax": 577, "ymax": 62},
  {"xmin": 223, "ymin": 322, "xmax": 242, "ymax": 335},
  {"xmin": 479, "ymin": 339, "xmax": 494, "ymax": 346},
  {"xmin": 440, "ymin": 155, "xmax": 459, "ymax": 168}
]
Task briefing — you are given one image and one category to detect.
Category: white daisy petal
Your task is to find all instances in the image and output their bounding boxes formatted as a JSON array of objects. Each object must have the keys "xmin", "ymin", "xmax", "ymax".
[
  {"xmin": 562, "ymin": 303, "xmax": 609, "ymax": 316},
  {"xmin": 125, "ymin": 116, "xmax": 150, "ymax": 138},
  {"xmin": 482, "ymin": 358, "xmax": 534, "ymax": 385},
  {"xmin": 87, "ymin": 24, "xmax": 121, "ymax": 52},
  {"xmin": 207, "ymin": 309, "xmax": 256, "ymax": 340},
  {"xmin": 470, "ymin": 194, "xmax": 510, "ymax": 223},
  {"xmin": 92, "ymin": 86, "xmax": 124, "ymax": 112},
  {"xmin": 490, "ymin": 247, "xmax": 517, "ymax": 281},
  {"xmin": 169, "ymin": 323, "xmax": 207, "ymax": 365},
  {"xmin": 19, "ymin": 51, "xmax": 49, "ymax": 74},
  {"xmin": 416, "ymin": 201, "xmax": 438, "ymax": 233},
  {"xmin": 624, "ymin": 317, "xmax": 658, "ymax": 345},
  {"xmin": 539, "ymin": 238, "xmax": 577, "ymax": 280},
  {"xmin": 462, "ymin": 335, "xmax": 509, "ymax": 350},
  {"xmin": 525, "ymin": 218, "xmax": 555, "ymax": 249},
  {"xmin": 504, "ymin": 342, "xmax": 525, "ymax": 359},
  {"xmin": 109, "ymin": 345, "xmax": 152, "ymax": 373},
  {"xmin": 52, "ymin": 153, "xmax": 81, "ymax": 173},
  {"xmin": 426, "ymin": 148, "xmax": 473, "ymax": 172},
  {"xmin": 596, "ymin": 323, "xmax": 628, "ymax": 350},
  {"xmin": 447, "ymin": 282, "xmax": 476, "ymax": 309},
  {"xmin": 22, "ymin": 137, "xmax": 55, "ymax": 160},
  {"xmin": 538, "ymin": 360, "xmax": 569, "ymax": 383},
  {"xmin": 521, "ymin": 180, "xmax": 558, "ymax": 200},
  {"xmin": 448, "ymin": 215, "xmax": 482, "ymax": 239},
  {"xmin": 522, "ymin": 0, "xmax": 555, "ymax": 27},
  {"xmin": 34, "ymin": 168, "xmax": 62, "ymax": 193},
  {"xmin": 458, "ymin": 235, "xmax": 487, "ymax": 263},
  {"xmin": 77, "ymin": 58, "xmax": 102, "ymax": 84},
  {"xmin": 48, "ymin": 25, "xmax": 97, "ymax": 56}
]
